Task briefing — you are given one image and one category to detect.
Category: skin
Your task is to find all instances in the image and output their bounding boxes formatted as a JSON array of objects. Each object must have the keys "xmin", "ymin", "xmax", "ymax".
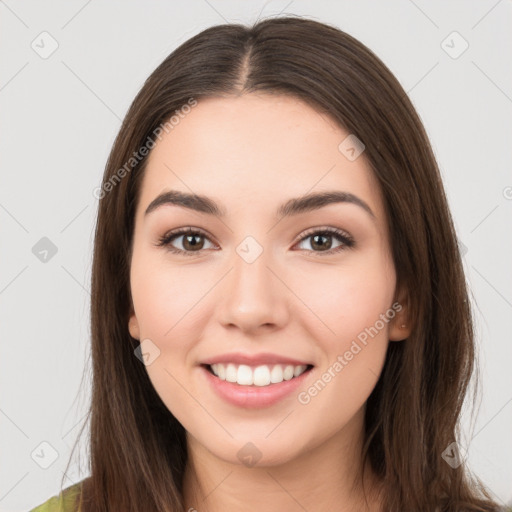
[{"xmin": 128, "ymin": 94, "xmax": 411, "ymax": 512}]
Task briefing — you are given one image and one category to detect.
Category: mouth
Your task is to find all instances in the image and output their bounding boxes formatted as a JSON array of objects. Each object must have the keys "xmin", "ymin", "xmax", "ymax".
[
  {"xmin": 202, "ymin": 363, "xmax": 314, "ymax": 387},
  {"xmin": 199, "ymin": 352, "xmax": 315, "ymax": 407},
  {"xmin": 200, "ymin": 362, "xmax": 314, "ymax": 408}
]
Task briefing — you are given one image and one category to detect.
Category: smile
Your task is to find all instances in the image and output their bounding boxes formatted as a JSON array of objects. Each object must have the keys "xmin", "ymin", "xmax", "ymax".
[
  {"xmin": 200, "ymin": 362, "xmax": 314, "ymax": 408},
  {"xmin": 207, "ymin": 363, "xmax": 312, "ymax": 386}
]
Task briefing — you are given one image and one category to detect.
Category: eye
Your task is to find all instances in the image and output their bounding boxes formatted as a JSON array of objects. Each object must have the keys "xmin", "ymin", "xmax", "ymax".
[
  {"xmin": 156, "ymin": 227, "xmax": 217, "ymax": 256},
  {"xmin": 156, "ymin": 226, "xmax": 355, "ymax": 256},
  {"xmin": 293, "ymin": 227, "xmax": 355, "ymax": 255}
]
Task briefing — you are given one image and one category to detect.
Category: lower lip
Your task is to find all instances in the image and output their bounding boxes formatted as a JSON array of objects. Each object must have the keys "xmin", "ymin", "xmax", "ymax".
[{"xmin": 200, "ymin": 365, "xmax": 313, "ymax": 408}]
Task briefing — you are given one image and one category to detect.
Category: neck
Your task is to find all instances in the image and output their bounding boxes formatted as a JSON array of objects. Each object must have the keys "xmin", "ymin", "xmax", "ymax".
[{"xmin": 182, "ymin": 409, "xmax": 383, "ymax": 512}]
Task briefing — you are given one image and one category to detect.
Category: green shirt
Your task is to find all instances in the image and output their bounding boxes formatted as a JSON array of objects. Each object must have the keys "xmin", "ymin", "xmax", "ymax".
[{"xmin": 29, "ymin": 482, "xmax": 83, "ymax": 512}]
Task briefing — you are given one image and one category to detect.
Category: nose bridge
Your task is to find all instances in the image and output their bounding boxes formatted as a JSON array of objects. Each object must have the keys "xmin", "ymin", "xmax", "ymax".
[
  {"xmin": 234, "ymin": 234, "xmax": 273, "ymax": 290},
  {"xmin": 217, "ymin": 234, "xmax": 288, "ymax": 331}
]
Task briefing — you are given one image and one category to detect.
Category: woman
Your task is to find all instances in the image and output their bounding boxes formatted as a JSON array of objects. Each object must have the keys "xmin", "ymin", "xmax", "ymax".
[{"xmin": 31, "ymin": 15, "xmax": 503, "ymax": 512}]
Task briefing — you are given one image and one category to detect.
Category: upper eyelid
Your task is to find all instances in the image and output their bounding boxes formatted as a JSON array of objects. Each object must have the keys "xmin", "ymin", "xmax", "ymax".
[{"xmin": 165, "ymin": 226, "xmax": 216, "ymax": 244}]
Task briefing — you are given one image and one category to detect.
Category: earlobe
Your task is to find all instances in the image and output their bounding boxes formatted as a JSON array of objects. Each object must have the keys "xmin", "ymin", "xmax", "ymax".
[
  {"xmin": 128, "ymin": 310, "xmax": 140, "ymax": 340},
  {"xmin": 388, "ymin": 286, "xmax": 412, "ymax": 341},
  {"xmin": 388, "ymin": 320, "xmax": 412, "ymax": 341}
]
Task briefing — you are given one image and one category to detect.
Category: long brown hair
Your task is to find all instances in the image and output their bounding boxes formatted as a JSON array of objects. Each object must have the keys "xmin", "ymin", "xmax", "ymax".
[{"xmin": 63, "ymin": 15, "xmax": 501, "ymax": 511}]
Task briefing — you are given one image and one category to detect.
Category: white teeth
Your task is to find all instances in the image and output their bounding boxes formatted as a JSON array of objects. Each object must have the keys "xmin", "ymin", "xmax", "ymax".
[
  {"xmin": 225, "ymin": 363, "xmax": 237, "ymax": 383},
  {"xmin": 209, "ymin": 363, "xmax": 309, "ymax": 386},
  {"xmin": 253, "ymin": 365, "xmax": 271, "ymax": 386},
  {"xmin": 294, "ymin": 365, "xmax": 306, "ymax": 377},
  {"xmin": 216, "ymin": 363, "xmax": 226, "ymax": 380},
  {"xmin": 237, "ymin": 365, "xmax": 253, "ymax": 385},
  {"xmin": 270, "ymin": 365, "xmax": 283, "ymax": 383},
  {"xmin": 283, "ymin": 365, "xmax": 294, "ymax": 380}
]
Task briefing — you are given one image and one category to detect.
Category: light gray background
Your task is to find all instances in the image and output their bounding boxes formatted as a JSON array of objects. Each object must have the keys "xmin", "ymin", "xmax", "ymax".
[{"xmin": 1, "ymin": 1, "xmax": 511, "ymax": 510}]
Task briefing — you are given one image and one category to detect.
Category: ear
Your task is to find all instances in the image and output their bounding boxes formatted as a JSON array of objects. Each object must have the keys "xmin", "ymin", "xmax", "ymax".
[
  {"xmin": 388, "ymin": 284, "xmax": 412, "ymax": 342},
  {"xmin": 128, "ymin": 306, "xmax": 140, "ymax": 341}
]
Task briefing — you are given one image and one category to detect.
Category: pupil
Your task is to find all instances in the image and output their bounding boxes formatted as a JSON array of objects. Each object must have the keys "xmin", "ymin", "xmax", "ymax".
[
  {"xmin": 184, "ymin": 234, "xmax": 203, "ymax": 250},
  {"xmin": 312, "ymin": 234, "xmax": 331, "ymax": 251}
]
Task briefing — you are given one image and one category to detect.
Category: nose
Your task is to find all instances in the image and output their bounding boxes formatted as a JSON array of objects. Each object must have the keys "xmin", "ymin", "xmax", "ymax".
[{"xmin": 217, "ymin": 244, "xmax": 290, "ymax": 335}]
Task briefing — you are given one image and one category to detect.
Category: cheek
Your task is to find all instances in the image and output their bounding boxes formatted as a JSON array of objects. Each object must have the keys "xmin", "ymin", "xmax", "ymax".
[
  {"xmin": 130, "ymin": 256, "xmax": 212, "ymax": 423},
  {"xmin": 292, "ymin": 252, "xmax": 396, "ymax": 348},
  {"xmin": 130, "ymin": 250, "xmax": 209, "ymax": 345},
  {"xmin": 290, "ymin": 252, "xmax": 395, "ymax": 424}
]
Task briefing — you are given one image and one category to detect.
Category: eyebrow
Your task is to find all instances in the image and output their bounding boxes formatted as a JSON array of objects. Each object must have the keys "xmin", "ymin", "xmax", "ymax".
[{"xmin": 144, "ymin": 189, "xmax": 375, "ymax": 220}]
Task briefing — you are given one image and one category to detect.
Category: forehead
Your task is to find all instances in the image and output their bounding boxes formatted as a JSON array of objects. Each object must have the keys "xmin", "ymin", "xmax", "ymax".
[{"xmin": 137, "ymin": 93, "xmax": 385, "ymax": 223}]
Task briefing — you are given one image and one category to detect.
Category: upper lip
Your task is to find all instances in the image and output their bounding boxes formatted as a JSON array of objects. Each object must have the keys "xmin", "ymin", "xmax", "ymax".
[{"xmin": 201, "ymin": 352, "xmax": 313, "ymax": 367}]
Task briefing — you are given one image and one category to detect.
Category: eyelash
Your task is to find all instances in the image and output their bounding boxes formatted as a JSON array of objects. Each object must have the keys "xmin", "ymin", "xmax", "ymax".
[{"xmin": 156, "ymin": 226, "xmax": 355, "ymax": 257}]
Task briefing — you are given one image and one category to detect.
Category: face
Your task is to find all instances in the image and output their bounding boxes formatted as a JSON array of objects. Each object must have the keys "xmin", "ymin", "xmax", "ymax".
[{"xmin": 128, "ymin": 93, "xmax": 409, "ymax": 467}]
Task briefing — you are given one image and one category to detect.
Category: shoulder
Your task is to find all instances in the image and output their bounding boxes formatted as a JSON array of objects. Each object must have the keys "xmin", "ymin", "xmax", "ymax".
[{"xmin": 29, "ymin": 481, "xmax": 84, "ymax": 512}]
